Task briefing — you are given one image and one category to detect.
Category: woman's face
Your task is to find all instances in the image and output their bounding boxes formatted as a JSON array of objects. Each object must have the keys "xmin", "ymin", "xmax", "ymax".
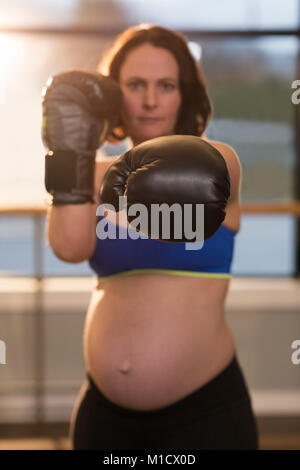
[{"xmin": 119, "ymin": 43, "xmax": 182, "ymax": 145}]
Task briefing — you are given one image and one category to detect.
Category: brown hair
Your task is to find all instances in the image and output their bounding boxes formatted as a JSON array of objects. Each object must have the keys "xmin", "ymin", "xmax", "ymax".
[{"xmin": 97, "ymin": 23, "xmax": 212, "ymax": 142}]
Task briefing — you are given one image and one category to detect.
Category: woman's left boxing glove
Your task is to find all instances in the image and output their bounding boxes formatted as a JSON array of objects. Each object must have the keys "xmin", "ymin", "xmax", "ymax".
[{"xmin": 100, "ymin": 134, "xmax": 230, "ymax": 242}]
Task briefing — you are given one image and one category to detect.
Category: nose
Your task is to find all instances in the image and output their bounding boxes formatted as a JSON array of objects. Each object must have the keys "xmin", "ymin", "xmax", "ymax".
[{"xmin": 142, "ymin": 85, "xmax": 158, "ymax": 109}]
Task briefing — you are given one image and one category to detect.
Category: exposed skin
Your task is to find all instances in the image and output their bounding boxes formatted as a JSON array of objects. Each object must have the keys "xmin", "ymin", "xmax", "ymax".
[
  {"xmin": 68, "ymin": 43, "xmax": 242, "ymax": 423},
  {"xmin": 119, "ymin": 43, "xmax": 182, "ymax": 146}
]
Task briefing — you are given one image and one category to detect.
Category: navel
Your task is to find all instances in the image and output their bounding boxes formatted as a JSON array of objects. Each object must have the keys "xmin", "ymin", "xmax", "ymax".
[{"xmin": 118, "ymin": 360, "xmax": 131, "ymax": 374}]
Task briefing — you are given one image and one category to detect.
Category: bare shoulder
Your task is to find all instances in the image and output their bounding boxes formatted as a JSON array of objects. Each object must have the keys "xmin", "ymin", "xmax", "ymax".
[
  {"xmin": 207, "ymin": 140, "xmax": 241, "ymax": 171},
  {"xmin": 205, "ymin": 139, "xmax": 242, "ymax": 204}
]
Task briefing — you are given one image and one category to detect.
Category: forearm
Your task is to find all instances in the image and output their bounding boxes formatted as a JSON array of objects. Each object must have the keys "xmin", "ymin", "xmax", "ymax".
[
  {"xmin": 46, "ymin": 202, "xmax": 97, "ymax": 263},
  {"xmin": 41, "ymin": 70, "xmax": 121, "ymax": 263}
]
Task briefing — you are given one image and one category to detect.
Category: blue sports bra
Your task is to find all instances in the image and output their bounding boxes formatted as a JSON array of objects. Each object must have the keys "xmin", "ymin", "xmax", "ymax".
[{"xmin": 88, "ymin": 192, "xmax": 236, "ymax": 282}]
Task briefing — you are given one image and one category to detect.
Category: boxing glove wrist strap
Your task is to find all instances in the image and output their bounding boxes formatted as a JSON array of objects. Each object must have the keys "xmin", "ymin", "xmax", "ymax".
[
  {"xmin": 45, "ymin": 150, "xmax": 96, "ymax": 205},
  {"xmin": 49, "ymin": 191, "xmax": 95, "ymax": 205}
]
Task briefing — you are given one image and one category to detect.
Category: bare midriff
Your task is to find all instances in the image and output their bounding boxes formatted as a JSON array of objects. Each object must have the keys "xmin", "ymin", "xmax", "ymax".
[{"xmin": 83, "ymin": 209, "xmax": 237, "ymax": 412}]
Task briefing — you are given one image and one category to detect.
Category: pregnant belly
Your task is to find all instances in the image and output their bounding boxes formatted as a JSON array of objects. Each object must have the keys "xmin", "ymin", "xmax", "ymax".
[{"xmin": 83, "ymin": 289, "xmax": 235, "ymax": 411}]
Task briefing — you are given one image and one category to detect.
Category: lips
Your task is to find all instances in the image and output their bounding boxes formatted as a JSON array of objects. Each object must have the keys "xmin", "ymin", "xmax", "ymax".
[{"xmin": 139, "ymin": 117, "xmax": 161, "ymax": 123}]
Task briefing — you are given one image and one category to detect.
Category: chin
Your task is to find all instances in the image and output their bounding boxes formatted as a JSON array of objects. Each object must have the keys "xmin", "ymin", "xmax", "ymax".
[{"xmin": 138, "ymin": 128, "xmax": 171, "ymax": 143}]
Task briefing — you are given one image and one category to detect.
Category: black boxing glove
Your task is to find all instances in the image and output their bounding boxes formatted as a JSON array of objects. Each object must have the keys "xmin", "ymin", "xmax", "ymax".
[
  {"xmin": 41, "ymin": 70, "xmax": 122, "ymax": 205},
  {"xmin": 99, "ymin": 135, "xmax": 230, "ymax": 242}
]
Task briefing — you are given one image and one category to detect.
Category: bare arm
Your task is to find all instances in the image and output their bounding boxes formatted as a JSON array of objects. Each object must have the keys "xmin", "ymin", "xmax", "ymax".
[
  {"xmin": 207, "ymin": 140, "xmax": 242, "ymax": 232},
  {"xmin": 45, "ymin": 158, "xmax": 118, "ymax": 263},
  {"xmin": 204, "ymin": 140, "xmax": 242, "ymax": 204},
  {"xmin": 46, "ymin": 202, "xmax": 98, "ymax": 263}
]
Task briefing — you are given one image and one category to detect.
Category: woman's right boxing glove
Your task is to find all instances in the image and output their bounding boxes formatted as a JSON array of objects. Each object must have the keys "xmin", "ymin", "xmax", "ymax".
[{"xmin": 41, "ymin": 70, "xmax": 122, "ymax": 205}]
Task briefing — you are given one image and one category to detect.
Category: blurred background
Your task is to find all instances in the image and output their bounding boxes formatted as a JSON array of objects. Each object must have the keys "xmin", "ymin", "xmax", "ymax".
[{"xmin": 0, "ymin": 0, "xmax": 300, "ymax": 450}]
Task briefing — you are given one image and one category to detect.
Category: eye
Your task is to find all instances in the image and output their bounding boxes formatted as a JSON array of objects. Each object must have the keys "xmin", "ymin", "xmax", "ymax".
[
  {"xmin": 128, "ymin": 82, "xmax": 141, "ymax": 90},
  {"xmin": 161, "ymin": 83, "xmax": 175, "ymax": 90}
]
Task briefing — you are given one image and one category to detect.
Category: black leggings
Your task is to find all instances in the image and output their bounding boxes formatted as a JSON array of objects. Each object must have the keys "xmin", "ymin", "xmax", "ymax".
[{"xmin": 70, "ymin": 355, "xmax": 259, "ymax": 450}]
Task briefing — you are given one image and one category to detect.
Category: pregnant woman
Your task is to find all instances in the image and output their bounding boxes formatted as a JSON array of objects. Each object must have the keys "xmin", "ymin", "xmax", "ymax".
[{"xmin": 42, "ymin": 24, "xmax": 258, "ymax": 450}]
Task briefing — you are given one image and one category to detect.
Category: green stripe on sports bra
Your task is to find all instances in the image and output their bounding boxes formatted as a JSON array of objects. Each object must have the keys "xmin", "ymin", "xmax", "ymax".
[{"xmin": 96, "ymin": 268, "xmax": 232, "ymax": 282}]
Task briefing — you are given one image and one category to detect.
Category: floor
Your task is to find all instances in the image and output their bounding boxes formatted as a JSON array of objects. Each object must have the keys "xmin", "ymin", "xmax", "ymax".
[{"xmin": 0, "ymin": 417, "xmax": 299, "ymax": 450}]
